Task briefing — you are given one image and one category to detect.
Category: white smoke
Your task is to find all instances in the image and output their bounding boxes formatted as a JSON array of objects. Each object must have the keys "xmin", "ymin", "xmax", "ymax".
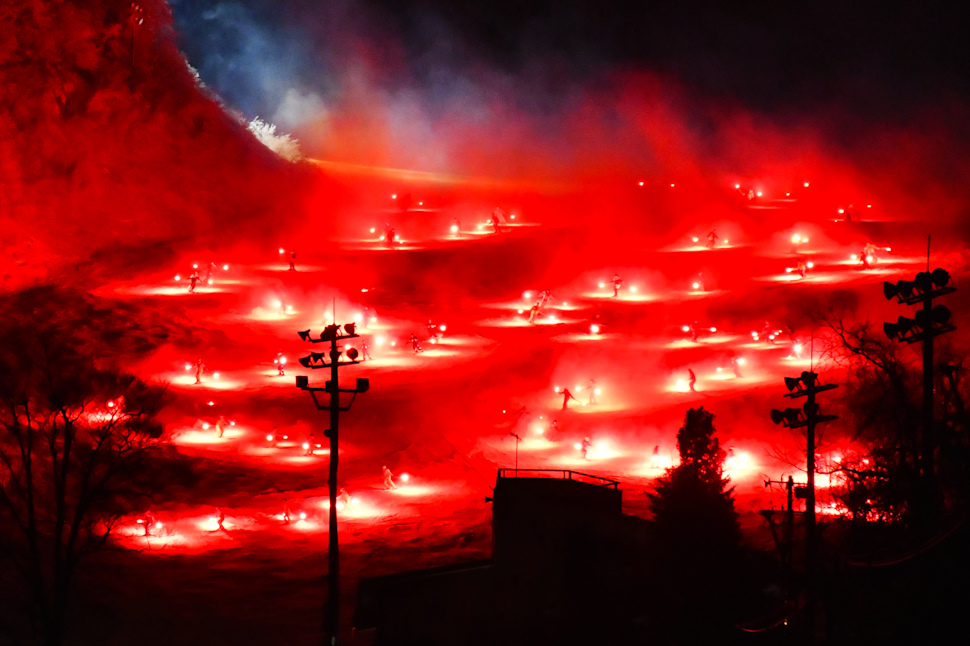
[
  {"xmin": 247, "ymin": 117, "xmax": 303, "ymax": 162},
  {"xmin": 272, "ymin": 88, "xmax": 327, "ymax": 131}
]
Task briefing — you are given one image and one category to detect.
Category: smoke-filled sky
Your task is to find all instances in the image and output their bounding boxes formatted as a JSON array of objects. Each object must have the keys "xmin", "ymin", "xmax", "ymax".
[
  {"xmin": 171, "ymin": 0, "xmax": 970, "ymax": 121},
  {"xmin": 169, "ymin": 0, "xmax": 970, "ymax": 201}
]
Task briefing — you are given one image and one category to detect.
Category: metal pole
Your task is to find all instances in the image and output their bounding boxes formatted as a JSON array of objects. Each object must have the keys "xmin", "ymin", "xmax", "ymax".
[
  {"xmin": 326, "ymin": 336, "xmax": 340, "ymax": 645},
  {"xmin": 921, "ymin": 234, "xmax": 935, "ymax": 512},
  {"xmin": 922, "ymin": 293, "xmax": 935, "ymax": 484},
  {"xmin": 805, "ymin": 390, "xmax": 817, "ymax": 644},
  {"xmin": 513, "ymin": 434, "xmax": 519, "ymax": 470}
]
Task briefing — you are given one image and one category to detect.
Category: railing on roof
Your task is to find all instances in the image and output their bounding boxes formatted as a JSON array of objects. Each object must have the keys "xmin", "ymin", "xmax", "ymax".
[{"xmin": 497, "ymin": 468, "xmax": 620, "ymax": 489}]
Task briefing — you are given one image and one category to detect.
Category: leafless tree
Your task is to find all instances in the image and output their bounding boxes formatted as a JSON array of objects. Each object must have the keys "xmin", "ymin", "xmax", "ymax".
[{"xmin": 0, "ymin": 289, "xmax": 169, "ymax": 646}]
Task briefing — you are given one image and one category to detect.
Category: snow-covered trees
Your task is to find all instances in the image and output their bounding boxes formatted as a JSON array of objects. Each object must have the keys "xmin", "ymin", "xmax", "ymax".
[{"xmin": 248, "ymin": 117, "xmax": 304, "ymax": 162}]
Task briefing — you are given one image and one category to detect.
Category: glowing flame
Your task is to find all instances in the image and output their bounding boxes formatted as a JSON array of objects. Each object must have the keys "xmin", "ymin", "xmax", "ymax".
[
  {"xmin": 734, "ymin": 183, "xmax": 740, "ymax": 189},
  {"xmin": 737, "ymin": 358, "xmax": 745, "ymax": 365},
  {"xmin": 266, "ymin": 434, "xmax": 274, "ymax": 441},
  {"xmin": 598, "ymin": 282, "xmax": 605, "ymax": 288},
  {"xmin": 207, "ymin": 401, "xmax": 214, "ymax": 406},
  {"xmin": 574, "ymin": 443, "xmax": 582, "ymax": 450},
  {"xmin": 302, "ymin": 442, "xmax": 310, "ymax": 450},
  {"xmin": 850, "ymin": 254, "xmax": 858, "ymax": 260},
  {"xmin": 803, "ymin": 182, "xmax": 810, "ymax": 187},
  {"xmin": 692, "ymin": 282, "xmax": 700, "ymax": 290},
  {"xmin": 709, "ymin": 327, "xmax": 717, "ymax": 332},
  {"xmin": 185, "ymin": 364, "xmax": 191, "ymax": 371},
  {"xmin": 594, "ymin": 388, "xmax": 601, "ymax": 395},
  {"xmin": 756, "ymin": 191, "xmax": 763, "ymax": 197},
  {"xmin": 806, "ymin": 261, "xmax": 814, "ymax": 269},
  {"xmin": 692, "ymin": 237, "xmax": 699, "ymax": 242},
  {"xmin": 400, "ymin": 473, "xmax": 410, "ymax": 482},
  {"xmin": 193, "ymin": 264, "xmax": 198, "ymax": 269},
  {"xmin": 202, "ymin": 423, "xmax": 210, "ymax": 430},
  {"xmin": 791, "ymin": 234, "xmax": 802, "ymax": 244},
  {"xmin": 629, "ymin": 286, "xmax": 637, "ymax": 292},
  {"xmin": 439, "ymin": 324, "xmax": 446, "ymax": 331},
  {"xmin": 370, "ymin": 228, "xmax": 376, "ymax": 233},
  {"xmin": 590, "ymin": 324, "xmax": 600, "ymax": 334},
  {"xmin": 638, "ymin": 181, "xmax": 644, "ymax": 186},
  {"xmin": 523, "ymin": 291, "xmax": 532, "ymax": 299},
  {"xmin": 391, "ymin": 194, "xmax": 397, "ymax": 199},
  {"xmin": 451, "ymin": 225, "xmax": 458, "ymax": 232},
  {"xmin": 278, "ymin": 248, "xmax": 285, "ymax": 254},
  {"xmin": 682, "ymin": 325, "xmax": 690, "ymax": 332},
  {"xmin": 174, "ymin": 275, "xmax": 181, "ymax": 281},
  {"xmin": 223, "ymin": 264, "xmax": 229, "ymax": 270}
]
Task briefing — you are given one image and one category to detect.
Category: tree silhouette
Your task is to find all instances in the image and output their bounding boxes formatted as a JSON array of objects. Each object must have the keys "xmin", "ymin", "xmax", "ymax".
[
  {"xmin": 0, "ymin": 288, "xmax": 171, "ymax": 646},
  {"xmin": 815, "ymin": 306, "xmax": 970, "ymax": 525},
  {"xmin": 646, "ymin": 407, "xmax": 743, "ymax": 642}
]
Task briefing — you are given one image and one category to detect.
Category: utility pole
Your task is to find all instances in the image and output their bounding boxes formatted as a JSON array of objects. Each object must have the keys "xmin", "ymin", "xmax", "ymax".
[
  {"xmin": 883, "ymin": 240, "xmax": 956, "ymax": 512},
  {"xmin": 771, "ymin": 371, "xmax": 838, "ymax": 644},
  {"xmin": 296, "ymin": 323, "xmax": 369, "ymax": 646},
  {"xmin": 760, "ymin": 474, "xmax": 797, "ymax": 613}
]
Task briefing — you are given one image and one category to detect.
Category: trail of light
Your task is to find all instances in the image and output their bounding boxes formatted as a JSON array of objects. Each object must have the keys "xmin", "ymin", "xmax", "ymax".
[{"xmin": 308, "ymin": 159, "xmax": 565, "ymax": 191}]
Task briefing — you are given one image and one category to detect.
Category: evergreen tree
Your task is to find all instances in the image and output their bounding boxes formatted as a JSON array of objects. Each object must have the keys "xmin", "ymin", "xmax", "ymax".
[{"xmin": 646, "ymin": 407, "xmax": 744, "ymax": 642}]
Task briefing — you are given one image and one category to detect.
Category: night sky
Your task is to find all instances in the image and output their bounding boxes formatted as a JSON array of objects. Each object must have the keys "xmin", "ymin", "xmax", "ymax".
[{"xmin": 171, "ymin": 0, "xmax": 970, "ymax": 129}]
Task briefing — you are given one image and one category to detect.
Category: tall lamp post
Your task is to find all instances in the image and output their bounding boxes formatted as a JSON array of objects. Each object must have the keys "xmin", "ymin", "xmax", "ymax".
[
  {"xmin": 296, "ymin": 323, "xmax": 369, "ymax": 646},
  {"xmin": 771, "ymin": 371, "xmax": 838, "ymax": 643},
  {"xmin": 883, "ymin": 252, "xmax": 956, "ymax": 511}
]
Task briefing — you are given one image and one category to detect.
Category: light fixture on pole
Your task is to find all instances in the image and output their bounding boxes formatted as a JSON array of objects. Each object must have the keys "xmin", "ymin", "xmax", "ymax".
[{"xmin": 296, "ymin": 322, "xmax": 369, "ymax": 646}]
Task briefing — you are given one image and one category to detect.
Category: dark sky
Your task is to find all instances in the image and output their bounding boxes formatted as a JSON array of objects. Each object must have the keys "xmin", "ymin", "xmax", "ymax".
[
  {"xmin": 171, "ymin": 0, "xmax": 970, "ymax": 120},
  {"xmin": 168, "ymin": 0, "xmax": 970, "ymax": 179}
]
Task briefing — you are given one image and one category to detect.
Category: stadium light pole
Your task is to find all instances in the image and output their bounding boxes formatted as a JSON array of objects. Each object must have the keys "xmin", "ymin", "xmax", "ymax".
[
  {"xmin": 296, "ymin": 323, "xmax": 369, "ymax": 646},
  {"xmin": 882, "ymin": 238, "xmax": 956, "ymax": 510},
  {"xmin": 771, "ymin": 371, "xmax": 838, "ymax": 643}
]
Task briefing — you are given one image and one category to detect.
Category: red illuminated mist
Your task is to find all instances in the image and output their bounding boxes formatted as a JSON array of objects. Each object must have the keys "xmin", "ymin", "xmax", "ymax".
[{"xmin": 3, "ymin": 2, "xmax": 970, "ymax": 643}]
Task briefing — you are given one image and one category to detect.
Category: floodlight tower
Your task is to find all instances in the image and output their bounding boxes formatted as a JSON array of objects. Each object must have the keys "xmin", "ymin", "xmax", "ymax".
[
  {"xmin": 771, "ymin": 371, "xmax": 838, "ymax": 642},
  {"xmin": 296, "ymin": 323, "xmax": 369, "ymax": 646},
  {"xmin": 883, "ymin": 249, "xmax": 956, "ymax": 492}
]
